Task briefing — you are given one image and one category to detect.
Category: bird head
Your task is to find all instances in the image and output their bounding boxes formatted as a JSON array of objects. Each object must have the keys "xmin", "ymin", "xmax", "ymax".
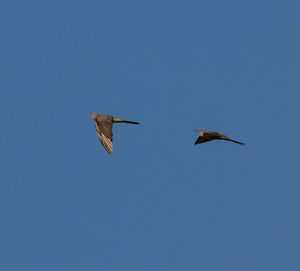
[
  {"xmin": 195, "ymin": 129, "xmax": 204, "ymax": 135},
  {"xmin": 88, "ymin": 113, "xmax": 97, "ymax": 120}
]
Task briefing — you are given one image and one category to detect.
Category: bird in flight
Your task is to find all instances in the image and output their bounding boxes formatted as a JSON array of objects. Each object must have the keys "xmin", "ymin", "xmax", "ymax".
[
  {"xmin": 89, "ymin": 113, "xmax": 139, "ymax": 154},
  {"xmin": 194, "ymin": 129, "xmax": 245, "ymax": 145}
]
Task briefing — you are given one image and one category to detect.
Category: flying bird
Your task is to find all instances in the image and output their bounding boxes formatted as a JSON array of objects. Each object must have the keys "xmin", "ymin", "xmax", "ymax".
[
  {"xmin": 89, "ymin": 113, "xmax": 139, "ymax": 154},
  {"xmin": 194, "ymin": 129, "xmax": 245, "ymax": 145}
]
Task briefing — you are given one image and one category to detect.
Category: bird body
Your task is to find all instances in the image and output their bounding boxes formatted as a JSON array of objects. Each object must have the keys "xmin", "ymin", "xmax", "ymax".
[
  {"xmin": 89, "ymin": 113, "xmax": 139, "ymax": 154},
  {"xmin": 195, "ymin": 129, "xmax": 245, "ymax": 145}
]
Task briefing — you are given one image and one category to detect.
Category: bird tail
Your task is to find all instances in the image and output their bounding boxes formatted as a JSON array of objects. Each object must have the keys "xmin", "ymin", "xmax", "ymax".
[
  {"xmin": 121, "ymin": 120, "xmax": 140, "ymax": 125},
  {"xmin": 225, "ymin": 138, "xmax": 245, "ymax": 145},
  {"xmin": 113, "ymin": 118, "xmax": 139, "ymax": 125}
]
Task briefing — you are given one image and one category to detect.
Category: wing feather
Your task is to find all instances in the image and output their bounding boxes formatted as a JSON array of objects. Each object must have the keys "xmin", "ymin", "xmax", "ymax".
[
  {"xmin": 95, "ymin": 121, "xmax": 113, "ymax": 154},
  {"xmin": 195, "ymin": 131, "xmax": 222, "ymax": 145}
]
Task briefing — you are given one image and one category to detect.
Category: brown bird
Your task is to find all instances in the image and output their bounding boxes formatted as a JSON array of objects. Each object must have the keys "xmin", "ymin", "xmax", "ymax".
[
  {"xmin": 89, "ymin": 113, "xmax": 139, "ymax": 154},
  {"xmin": 195, "ymin": 129, "xmax": 245, "ymax": 145}
]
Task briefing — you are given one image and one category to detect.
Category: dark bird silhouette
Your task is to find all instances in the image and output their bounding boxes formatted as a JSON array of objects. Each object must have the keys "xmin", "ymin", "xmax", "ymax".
[
  {"xmin": 194, "ymin": 129, "xmax": 245, "ymax": 145},
  {"xmin": 89, "ymin": 113, "xmax": 139, "ymax": 154}
]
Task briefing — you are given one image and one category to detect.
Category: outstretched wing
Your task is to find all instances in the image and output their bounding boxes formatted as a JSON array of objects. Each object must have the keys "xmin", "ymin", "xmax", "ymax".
[
  {"xmin": 95, "ymin": 121, "xmax": 113, "ymax": 154},
  {"xmin": 195, "ymin": 131, "xmax": 221, "ymax": 145},
  {"xmin": 194, "ymin": 136, "xmax": 210, "ymax": 145}
]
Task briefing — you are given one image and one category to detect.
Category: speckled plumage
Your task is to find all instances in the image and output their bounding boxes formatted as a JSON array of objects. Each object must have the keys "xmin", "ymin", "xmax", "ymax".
[{"xmin": 89, "ymin": 113, "xmax": 139, "ymax": 154}]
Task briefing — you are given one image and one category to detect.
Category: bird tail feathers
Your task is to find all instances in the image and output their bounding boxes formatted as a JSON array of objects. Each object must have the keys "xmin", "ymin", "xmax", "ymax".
[
  {"xmin": 225, "ymin": 138, "xmax": 245, "ymax": 145},
  {"xmin": 121, "ymin": 120, "xmax": 140, "ymax": 125},
  {"xmin": 113, "ymin": 118, "xmax": 139, "ymax": 125}
]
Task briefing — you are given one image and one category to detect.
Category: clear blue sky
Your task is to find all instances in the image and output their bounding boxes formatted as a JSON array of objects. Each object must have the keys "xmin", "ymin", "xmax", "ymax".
[{"xmin": 1, "ymin": 0, "xmax": 300, "ymax": 270}]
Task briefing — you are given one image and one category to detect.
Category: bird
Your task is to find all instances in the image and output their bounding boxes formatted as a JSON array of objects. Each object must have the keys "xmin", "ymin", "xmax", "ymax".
[
  {"xmin": 194, "ymin": 129, "xmax": 245, "ymax": 145},
  {"xmin": 89, "ymin": 113, "xmax": 139, "ymax": 154}
]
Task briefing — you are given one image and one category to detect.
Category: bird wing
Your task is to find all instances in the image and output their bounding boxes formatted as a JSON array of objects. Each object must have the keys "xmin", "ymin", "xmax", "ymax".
[
  {"xmin": 95, "ymin": 121, "xmax": 113, "ymax": 154},
  {"xmin": 194, "ymin": 136, "xmax": 209, "ymax": 145},
  {"xmin": 218, "ymin": 133, "xmax": 245, "ymax": 145},
  {"xmin": 204, "ymin": 131, "xmax": 222, "ymax": 140},
  {"xmin": 194, "ymin": 131, "xmax": 221, "ymax": 145}
]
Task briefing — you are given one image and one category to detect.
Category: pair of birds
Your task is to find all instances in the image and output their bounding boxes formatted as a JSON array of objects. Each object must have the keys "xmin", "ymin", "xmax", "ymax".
[{"xmin": 89, "ymin": 113, "xmax": 245, "ymax": 154}]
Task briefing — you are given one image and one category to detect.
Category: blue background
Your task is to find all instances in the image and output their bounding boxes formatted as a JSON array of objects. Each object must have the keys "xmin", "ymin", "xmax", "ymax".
[{"xmin": 1, "ymin": 0, "xmax": 300, "ymax": 270}]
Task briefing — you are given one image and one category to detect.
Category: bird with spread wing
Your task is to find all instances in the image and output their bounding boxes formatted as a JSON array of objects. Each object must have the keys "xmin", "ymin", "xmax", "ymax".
[
  {"xmin": 194, "ymin": 129, "xmax": 245, "ymax": 146},
  {"xmin": 89, "ymin": 113, "xmax": 139, "ymax": 154}
]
